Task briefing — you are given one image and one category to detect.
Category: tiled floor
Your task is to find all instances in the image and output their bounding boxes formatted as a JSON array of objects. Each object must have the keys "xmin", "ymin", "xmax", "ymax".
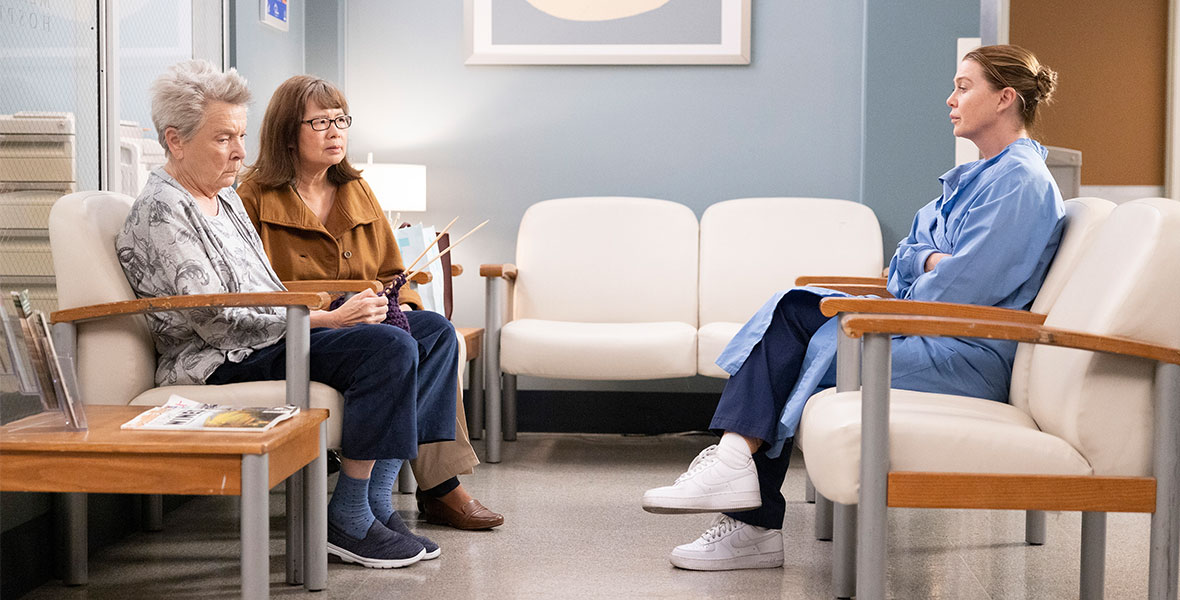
[{"xmin": 23, "ymin": 432, "xmax": 1155, "ymax": 599}]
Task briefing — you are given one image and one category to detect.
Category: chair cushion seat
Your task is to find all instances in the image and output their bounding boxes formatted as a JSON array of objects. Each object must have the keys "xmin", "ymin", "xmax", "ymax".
[
  {"xmin": 132, "ymin": 382, "xmax": 346, "ymax": 448},
  {"xmin": 500, "ymin": 319, "xmax": 697, "ymax": 379},
  {"xmin": 798, "ymin": 388, "xmax": 1092, "ymax": 505},
  {"xmin": 697, "ymin": 321, "xmax": 742, "ymax": 378}
]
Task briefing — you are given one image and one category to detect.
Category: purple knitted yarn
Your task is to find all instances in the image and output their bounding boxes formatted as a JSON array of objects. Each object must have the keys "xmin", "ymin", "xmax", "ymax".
[
  {"xmin": 381, "ymin": 274, "xmax": 411, "ymax": 333},
  {"xmin": 324, "ymin": 273, "xmax": 411, "ymax": 334}
]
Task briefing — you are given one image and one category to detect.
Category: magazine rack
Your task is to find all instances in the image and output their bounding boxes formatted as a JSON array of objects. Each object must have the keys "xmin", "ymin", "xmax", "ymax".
[{"xmin": 1, "ymin": 289, "xmax": 85, "ymax": 430}]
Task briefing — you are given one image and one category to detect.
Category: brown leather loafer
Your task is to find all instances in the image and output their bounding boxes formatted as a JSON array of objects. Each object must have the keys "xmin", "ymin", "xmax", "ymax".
[{"xmin": 417, "ymin": 493, "xmax": 504, "ymax": 530}]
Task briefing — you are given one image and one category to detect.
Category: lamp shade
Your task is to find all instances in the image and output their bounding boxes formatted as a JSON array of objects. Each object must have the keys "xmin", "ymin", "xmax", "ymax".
[{"xmin": 360, "ymin": 153, "xmax": 426, "ymax": 212}]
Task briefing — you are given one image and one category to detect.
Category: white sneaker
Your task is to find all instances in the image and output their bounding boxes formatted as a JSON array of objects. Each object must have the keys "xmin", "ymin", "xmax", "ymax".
[
  {"xmin": 642, "ymin": 444, "xmax": 761, "ymax": 514},
  {"xmin": 669, "ymin": 515, "xmax": 784, "ymax": 571}
]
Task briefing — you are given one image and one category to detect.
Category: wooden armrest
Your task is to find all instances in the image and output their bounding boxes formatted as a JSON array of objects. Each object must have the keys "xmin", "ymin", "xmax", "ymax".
[
  {"xmin": 840, "ymin": 314, "xmax": 1180, "ymax": 366},
  {"xmin": 796, "ymin": 275, "xmax": 888, "ymax": 286},
  {"xmin": 410, "ymin": 271, "xmax": 432, "ymax": 285},
  {"xmin": 50, "ymin": 292, "xmax": 330, "ymax": 324},
  {"xmin": 480, "ymin": 263, "xmax": 518, "ymax": 280},
  {"xmin": 820, "ymin": 298, "xmax": 1045, "ymax": 324},
  {"xmin": 451, "ymin": 264, "xmax": 464, "ymax": 277},
  {"xmin": 282, "ymin": 280, "xmax": 381, "ymax": 294},
  {"xmin": 810, "ymin": 284, "xmax": 893, "ymax": 298}
]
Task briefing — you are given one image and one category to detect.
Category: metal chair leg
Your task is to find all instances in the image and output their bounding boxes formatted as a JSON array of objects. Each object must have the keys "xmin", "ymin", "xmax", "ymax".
[
  {"xmin": 1148, "ymin": 362, "xmax": 1180, "ymax": 600},
  {"xmin": 1080, "ymin": 511, "xmax": 1107, "ymax": 600},
  {"xmin": 484, "ymin": 276, "xmax": 505, "ymax": 463},
  {"xmin": 468, "ymin": 354, "xmax": 484, "ymax": 440},
  {"xmin": 503, "ymin": 373, "xmax": 517, "ymax": 441},
  {"xmin": 143, "ymin": 494, "xmax": 164, "ymax": 531},
  {"xmin": 815, "ymin": 493, "xmax": 833, "ymax": 540},
  {"xmin": 1025, "ymin": 509, "xmax": 1046, "ymax": 545},
  {"xmin": 55, "ymin": 492, "xmax": 87, "ymax": 585},
  {"xmin": 856, "ymin": 333, "xmax": 891, "ymax": 600},
  {"xmin": 303, "ymin": 421, "xmax": 328, "ymax": 591},
  {"xmin": 833, "ymin": 502, "xmax": 858, "ymax": 599},
  {"xmin": 285, "ymin": 472, "xmax": 304, "ymax": 585},
  {"xmin": 806, "ymin": 474, "xmax": 816, "ymax": 503},
  {"xmin": 397, "ymin": 459, "xmax": 416, "ymax": 493}
]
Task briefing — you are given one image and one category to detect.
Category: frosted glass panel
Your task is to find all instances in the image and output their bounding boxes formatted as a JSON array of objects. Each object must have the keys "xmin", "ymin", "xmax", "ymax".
[
  {"xmin": 120, "ymin": 1, "xmax": 193, "ymax": 140},
  {"xmin": 0, "ymin": 2, "xmax": 97, "ymax": 319},
  {"xmin": 0, "ymin": 2, "xmax": 99, "ymax": 191},
  {"xmin": 118, "ymin": 0, "xmax": 196, "ymax": 196}
]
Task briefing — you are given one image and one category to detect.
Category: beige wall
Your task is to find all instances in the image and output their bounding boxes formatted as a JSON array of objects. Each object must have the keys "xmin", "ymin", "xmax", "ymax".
[{"xmin": 1011, "ymin": 0, "xmax": 1167, "ymax": 185}]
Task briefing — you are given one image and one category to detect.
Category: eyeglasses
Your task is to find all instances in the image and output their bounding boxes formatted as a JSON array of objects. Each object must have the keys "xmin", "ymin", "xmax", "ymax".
[{"xmin": 300, "ymin": 115, "xmax": 352, "ymax": 131}]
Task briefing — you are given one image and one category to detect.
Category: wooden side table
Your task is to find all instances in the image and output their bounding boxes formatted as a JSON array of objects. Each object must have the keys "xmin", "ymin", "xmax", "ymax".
[
  {"xmin": 0, "ymin": 405, "xmax": 329, "ymax": 599},
  {"xmin": 456, "ymin": 327, "xmax": 486, "ymax": 439}
]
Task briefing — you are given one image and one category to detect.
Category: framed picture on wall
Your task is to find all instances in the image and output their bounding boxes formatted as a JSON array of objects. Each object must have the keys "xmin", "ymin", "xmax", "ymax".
[
  {"xmin": 465, "ymin": 0, "xmax": 751, "ymax": 65},
  {"xmin": 260, "ymin": 0, "xmax": 289, "ymax": 32}
]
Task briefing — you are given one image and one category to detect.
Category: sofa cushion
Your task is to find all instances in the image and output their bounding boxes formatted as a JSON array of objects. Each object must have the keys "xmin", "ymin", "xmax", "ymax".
[
  {"xmin": 697, "ymin": 321, "xmax": 742, "ymax": 378},
  {"xmin": 513, "ymin": 197, "xmax": 699, "ymax": 325},
  {"xmin": 699, "ymin": 197, "xmax": 881, "ymax": 326},
  {"xmin": 501, "ymin": 319, "xmax": 697, "ymax": 379},
  {"xmin": 799, "ymin": 388, "xmax": 1091, "ymax": 505}
]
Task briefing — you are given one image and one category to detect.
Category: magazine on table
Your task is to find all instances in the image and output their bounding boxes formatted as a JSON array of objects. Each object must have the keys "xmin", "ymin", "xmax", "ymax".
[{"xmin": 121, "ymin": 395, "xmax": 299, "ymax": 432}]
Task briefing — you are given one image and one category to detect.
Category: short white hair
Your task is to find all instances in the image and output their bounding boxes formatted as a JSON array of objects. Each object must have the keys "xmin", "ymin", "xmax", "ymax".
[{"xmin": 150, "ymin": 59, "xmax": 251, "ymax": 156}]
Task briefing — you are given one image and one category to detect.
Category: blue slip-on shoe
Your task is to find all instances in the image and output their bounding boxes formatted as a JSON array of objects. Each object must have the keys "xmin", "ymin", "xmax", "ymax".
[
  {"xmin": 327, "ymin": 520, "xmax": 426, "ymax": 569},
  {"xmin": 385, "ymin": 512, "xmax": 441, "ymax": 560}
]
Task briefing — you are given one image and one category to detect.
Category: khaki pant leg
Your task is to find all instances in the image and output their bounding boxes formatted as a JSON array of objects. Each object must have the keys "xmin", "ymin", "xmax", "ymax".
[{"xmin": 410, "ymin": 327, "xmax": 480, "ymax": 490}]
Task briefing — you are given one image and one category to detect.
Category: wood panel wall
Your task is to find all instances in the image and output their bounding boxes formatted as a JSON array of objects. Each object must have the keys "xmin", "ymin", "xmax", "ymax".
[{"xmin": 1010, "ymin": 0, "xmax": 1167, "ymax": 185}]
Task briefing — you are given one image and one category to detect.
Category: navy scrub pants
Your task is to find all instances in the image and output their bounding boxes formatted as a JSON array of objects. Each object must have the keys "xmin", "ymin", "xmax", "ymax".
[
  {"xmin": 707, "ymin": 289, "xmax": 832, "ymax": 530},
  {"xmin": 207, "ymin": 310, "xmax": 459, "ymax": 461}
]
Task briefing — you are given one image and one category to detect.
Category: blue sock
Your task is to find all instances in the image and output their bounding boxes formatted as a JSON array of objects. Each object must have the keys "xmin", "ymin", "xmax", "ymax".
[
  {"xmin": 329, "ymin": 472, "xmax": 376, "ymax": 540},
  {"xmin": 367, "ymin": 459, "xmax": 402, "ymax": 525}
]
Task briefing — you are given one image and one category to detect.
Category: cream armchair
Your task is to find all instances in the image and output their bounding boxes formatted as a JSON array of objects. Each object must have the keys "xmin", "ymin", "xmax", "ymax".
[
  {"xmin": 47, "ymin": 190, "xmax": 336, "ymax": 589},
  {"xmin": 800, "ymin": 198, "xmax": 1180, "ymax": 599},
  {"xmin": 49, "ymin": 191, "xmax": 348, "ymax": 445},
  {"xmin": 799, "ymin": 196, "xmax": 1116, "ymax": 598}
]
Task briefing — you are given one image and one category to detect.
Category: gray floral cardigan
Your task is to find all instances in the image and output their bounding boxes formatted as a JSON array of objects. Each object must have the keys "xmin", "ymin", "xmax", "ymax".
[{"xmin": 116, "ymin": 168, "xmax": 289, "ymax": 385}]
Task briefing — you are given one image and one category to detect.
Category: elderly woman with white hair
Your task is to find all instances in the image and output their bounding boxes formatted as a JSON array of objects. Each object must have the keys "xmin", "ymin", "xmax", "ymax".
[{"xmin": 115, "ymin": 59, "xmax": 458, "ymax": 569}]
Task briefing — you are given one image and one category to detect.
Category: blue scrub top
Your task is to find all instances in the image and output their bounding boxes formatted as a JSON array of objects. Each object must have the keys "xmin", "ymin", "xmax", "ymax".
[{"xmin": 716, "ymin": 138, "xmax": 1065, "ymax": 457}]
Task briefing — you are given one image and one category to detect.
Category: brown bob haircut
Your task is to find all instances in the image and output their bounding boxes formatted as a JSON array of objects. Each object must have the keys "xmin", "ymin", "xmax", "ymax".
[{"xmin": 242, "ymin": 75, "xmax": 362, "ymax": 188}]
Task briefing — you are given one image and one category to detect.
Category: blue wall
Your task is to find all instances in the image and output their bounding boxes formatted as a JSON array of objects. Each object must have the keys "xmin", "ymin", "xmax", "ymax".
[
  {"xmin": 341, "ymin": 1, "xmax": 865, "ymax": 337},
  {"xmin": 228, "ymin": 0, "xmax": 978, "ymax": 391},
  {"xmin": 861, "ymin": 2, "xmax": 980, "ymax": 251}
]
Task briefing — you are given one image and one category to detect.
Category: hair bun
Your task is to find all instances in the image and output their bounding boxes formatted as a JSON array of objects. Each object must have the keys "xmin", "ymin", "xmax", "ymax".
[{"xmin": 1034, "ymin": 65, "xmax": 1058, "ymax": 105}]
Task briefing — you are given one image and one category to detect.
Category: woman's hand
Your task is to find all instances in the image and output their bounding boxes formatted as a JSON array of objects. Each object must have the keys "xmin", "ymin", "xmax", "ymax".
[
  {"xmin": 925, "ymin": 252, "xmax": 950, "ymax": 272},
  {"xmin": 310, "ymin": 288, "xmax": 387, "ymax": 328}
]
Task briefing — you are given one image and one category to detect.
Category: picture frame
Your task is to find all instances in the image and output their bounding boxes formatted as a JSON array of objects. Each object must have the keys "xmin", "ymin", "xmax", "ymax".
[
  {"xmin": 260, "ymin": 0, "xmax": 289, "ymax": 32},
  {"xmin": 465, "ymin": 0, "xmax": 751, "ymax": 65}
]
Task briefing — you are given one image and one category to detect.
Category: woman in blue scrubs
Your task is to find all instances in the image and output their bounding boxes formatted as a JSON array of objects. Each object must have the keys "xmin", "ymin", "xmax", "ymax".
[{"xmin": 642, "ymin": 45, "xmax": 1064, "ymax": 572}]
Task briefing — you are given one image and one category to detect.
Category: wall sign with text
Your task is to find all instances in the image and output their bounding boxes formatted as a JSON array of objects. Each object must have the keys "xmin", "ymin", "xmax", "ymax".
[{"xmin": 261, "ymin": 0, "xmax": 289, "ymax": 32}]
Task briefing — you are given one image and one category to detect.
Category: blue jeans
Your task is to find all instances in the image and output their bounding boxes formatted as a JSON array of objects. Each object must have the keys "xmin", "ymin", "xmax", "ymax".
[
  {"xmin": 708, "ymin": 289, "xmax": 832, "ymax": 529},
  {"xmin": 207, "ymin": 311, "xmax": 459, "ymax": 461}
]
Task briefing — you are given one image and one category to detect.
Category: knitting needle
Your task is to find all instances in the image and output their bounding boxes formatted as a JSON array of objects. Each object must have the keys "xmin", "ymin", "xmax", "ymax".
[
  {"xmin": 404, "ymin": 215, "xmax": 459, "ymax": 272},
  {"xmin": 389, "ymin": 211, "xmax": 401, "ymax": 232},
  {"xmin": 407, "ymin": 220, "xmax": 488, "ymax": 279}
]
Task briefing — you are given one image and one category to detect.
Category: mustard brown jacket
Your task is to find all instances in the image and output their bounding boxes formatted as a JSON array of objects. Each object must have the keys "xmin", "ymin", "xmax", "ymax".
[{"xmin": 237, "ymin": 177, "xmax": 423, "ymax": 309}]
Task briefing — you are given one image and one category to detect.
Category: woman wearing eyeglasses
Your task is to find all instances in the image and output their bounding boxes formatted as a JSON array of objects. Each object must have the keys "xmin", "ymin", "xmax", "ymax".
[{"xmin": 237, "ymin": 75, "xmax": 504, "ymax": 544}]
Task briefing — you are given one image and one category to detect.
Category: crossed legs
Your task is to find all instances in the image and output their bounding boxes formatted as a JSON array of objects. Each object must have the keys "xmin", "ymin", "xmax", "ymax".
[{"xmin": 642, "ymin": 290, "xmax": 831, "ymax": 570}]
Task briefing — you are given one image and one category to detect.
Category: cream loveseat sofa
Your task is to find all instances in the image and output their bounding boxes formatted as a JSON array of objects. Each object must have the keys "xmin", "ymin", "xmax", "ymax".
[{"xmin": 479, "ymin": 196, "xmax": 883, "ymax": 462}]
